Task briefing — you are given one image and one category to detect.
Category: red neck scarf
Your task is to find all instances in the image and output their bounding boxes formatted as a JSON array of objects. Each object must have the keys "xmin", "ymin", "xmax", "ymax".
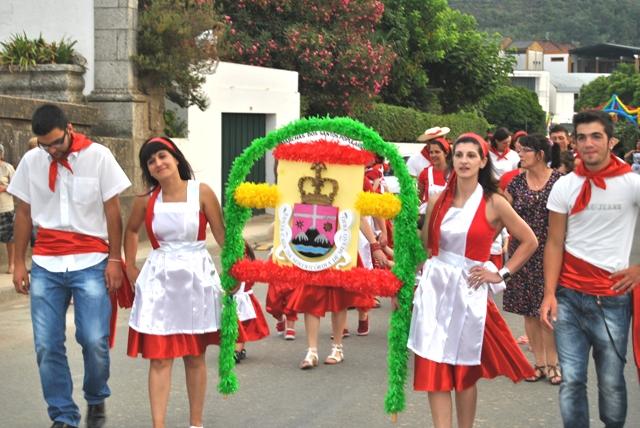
[
  {"xmin": 490, "ymin": 146, "xmax": 510, "ymax": 160},
  {"xmin": 427, "ymin": 172, "xmax": 458, "ymax": 255},
  {"xmin": 48, "ymin": 132, "xmax": 93, "ymax": 191},
  {"xmin": 570, "ymin": 154, "xmax": 631, "ymax": 215}
]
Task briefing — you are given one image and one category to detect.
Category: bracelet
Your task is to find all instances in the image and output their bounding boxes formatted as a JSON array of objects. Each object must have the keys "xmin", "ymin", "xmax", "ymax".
[
  {"xmin": 370, "ymin": 242, "xmax": 382, "ymax": 252},
  {"xmin": 107, "ymin": 258, "xmax": 122, "ymax": 263}
]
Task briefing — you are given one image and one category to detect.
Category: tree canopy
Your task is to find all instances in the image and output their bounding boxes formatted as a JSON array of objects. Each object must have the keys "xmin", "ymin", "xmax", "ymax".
[
  {"xmin": 576, "ymin": 64, "xmax": 640, "ymax": 111},
  {"xmin": 450, "ymin": 0, "xmax": 640, "ymax": 47},
  {"xmin": 216, "ymin": 0, "xmax": 395, "ymax": 116},
  {"xmin": 481, "ymin": 86, "xmax": 547, "ymax": 133}
]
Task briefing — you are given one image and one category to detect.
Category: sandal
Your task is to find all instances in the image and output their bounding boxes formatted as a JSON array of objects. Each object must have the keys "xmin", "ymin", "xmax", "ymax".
[
  {"xmin": 324, "ymin": 343, "xmax": 344, "ymax": 365},
  {"xmin": 547, "ymin": 364, "xmax": 562, "ymax": 385},
  {"xmin": 299, "ymin": 347, "xmax": 318, "ymax": 370},
  {"xmin": 525, "ymin": 364, "xmax": 546, "ymax": 382}
]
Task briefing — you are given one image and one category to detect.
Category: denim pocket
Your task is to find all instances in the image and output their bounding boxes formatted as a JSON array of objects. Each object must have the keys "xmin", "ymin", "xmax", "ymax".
[{"xmin": 599, "ymin": 293, "xmax": 631, "ymax": 308}]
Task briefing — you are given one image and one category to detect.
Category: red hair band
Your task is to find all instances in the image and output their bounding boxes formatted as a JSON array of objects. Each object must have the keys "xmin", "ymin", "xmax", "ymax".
[
  {"xmin": 456, "ymin": 133, "xmax": 489, "ymax": 157},
  {"xmin": 430, "ymin": 137, "xmax": 451, "ymax": 154},
  {"xmin": 146, "ymin": 137, "xmax": 176, "ymax": 152}
]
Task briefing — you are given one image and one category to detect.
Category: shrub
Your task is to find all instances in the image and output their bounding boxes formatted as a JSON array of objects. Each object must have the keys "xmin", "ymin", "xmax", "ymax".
[
  {"xmin": 480, "ymin": 85, "xmax": 546, "ymax": 133},
  {"xmin": 0, "ymin": 32, "xmax": 81, "ymax": 71},
  {"xmin": 352, "ymin": 103, "xmax": 489, "ymax": 142}
]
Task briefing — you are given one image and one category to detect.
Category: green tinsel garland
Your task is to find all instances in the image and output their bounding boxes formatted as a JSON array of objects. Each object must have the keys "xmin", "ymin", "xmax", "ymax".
[{"xmin": 219, "ymin": 117, "xmax": 424, "ymax": 414}]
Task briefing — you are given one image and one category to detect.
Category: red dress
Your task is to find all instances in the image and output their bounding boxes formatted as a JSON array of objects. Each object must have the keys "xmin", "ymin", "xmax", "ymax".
[
  {"xmin": 410, "ymin": 186, "xmax": 534, "ymax": 391},
  {"xmin": 235, "ymin": 280, "xmax": 270, "ymax": 342}
]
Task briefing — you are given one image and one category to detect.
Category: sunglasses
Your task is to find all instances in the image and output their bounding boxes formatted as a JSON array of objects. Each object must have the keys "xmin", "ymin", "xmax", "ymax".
[{"xmin": 37, "ymin": 130, "xmax": 67, "ymax": 151}]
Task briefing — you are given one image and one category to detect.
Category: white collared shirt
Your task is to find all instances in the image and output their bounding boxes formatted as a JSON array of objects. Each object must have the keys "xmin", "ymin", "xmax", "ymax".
[{"xmin": 8, "ymin": 143, "xmax": 131, "ymax": 272}]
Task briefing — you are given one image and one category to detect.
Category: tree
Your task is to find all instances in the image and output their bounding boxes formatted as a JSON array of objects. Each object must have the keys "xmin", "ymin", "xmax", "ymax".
[
  {"xmin": 379, "ymin": 1, "xmax": 513, "ymax": 113},
  {"xmin": 425, "ymin": 9, "xmax": 514, "ymax": 113},
  {"xmin": 481, "ymin": 86, "xmax": 546, "ymax": 133},
  {"xmin": 378, "ymin": 0, "xmax": 459, "ymax": 112},
  {"xmin": 134, "ymin": 0, "xmax": 225, "ymax": 110},
  {"xmin": 576, "ymin": 64, "xmax": 640, "ymax": 111},
  {"xmin": 216, "ymin": 0, "xmax": 395, "ymax": 116}
]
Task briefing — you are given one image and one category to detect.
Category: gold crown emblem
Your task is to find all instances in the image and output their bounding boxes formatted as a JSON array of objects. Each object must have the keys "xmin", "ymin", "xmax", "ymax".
[{"xmin": 298, "ymin": 162, "xmax": 339, "ymax": 205}]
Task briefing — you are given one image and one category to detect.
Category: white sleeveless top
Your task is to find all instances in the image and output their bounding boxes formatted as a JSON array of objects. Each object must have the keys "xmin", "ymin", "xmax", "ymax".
[
  {"xmin": 408, "ymin": 185, "xmax": 505, "ymax": 365},
  {"xmin": 129, "ymin": 180, "xmax": 222, "ymax": 335}
]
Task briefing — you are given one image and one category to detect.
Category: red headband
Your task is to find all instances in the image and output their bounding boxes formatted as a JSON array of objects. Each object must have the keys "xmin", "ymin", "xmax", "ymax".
[
  {"xmin": 431, "ymin": 137, "xmax": 451, "ymax": 154},
  {"xmin": 456, "ymin": 132, "xmax": 489, "ymax": 157},
  {"xmin": 146, "ymin": 137, "xmax": 176, "ymax": 152}
]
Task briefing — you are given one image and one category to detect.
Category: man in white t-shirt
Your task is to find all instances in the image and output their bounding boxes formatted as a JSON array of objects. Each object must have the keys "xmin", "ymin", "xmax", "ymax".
[
  {"xmin": 541, "ymin": 110, "xmax": 640, "ymax": 428},
  {"xmin": 405, "ymin": 126, "xmax": 450, "ymax": 177},
  {"xmin": 9, "ymin": 104, "xmax": 131, "ymax": 428},
  {"xmin": 488, "ymin": 127, "xmax": 520, "ymax": 178}
]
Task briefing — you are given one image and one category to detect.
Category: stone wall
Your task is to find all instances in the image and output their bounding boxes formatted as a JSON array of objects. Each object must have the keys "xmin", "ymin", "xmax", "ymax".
[{"xmin": 0, "ymin": 95, "xmax": 97, "ymax": 166}]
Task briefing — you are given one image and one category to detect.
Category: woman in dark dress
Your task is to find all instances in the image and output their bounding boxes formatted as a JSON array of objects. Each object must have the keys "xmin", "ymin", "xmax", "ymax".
[{"xmin": 504, "ymin": 134, "xmax": 562, "ymax": 385}]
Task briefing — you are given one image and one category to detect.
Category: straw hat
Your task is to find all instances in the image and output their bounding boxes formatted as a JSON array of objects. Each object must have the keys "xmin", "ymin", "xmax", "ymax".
[{"xmin": 417, "ymin": 126, "xmax": 451, "ymax": 142}]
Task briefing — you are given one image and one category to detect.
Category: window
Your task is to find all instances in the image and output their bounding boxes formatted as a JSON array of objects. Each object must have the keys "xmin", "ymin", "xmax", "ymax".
[{"xmin": 551, "ymin": 57, "xmax": 564, "ymax": 62}]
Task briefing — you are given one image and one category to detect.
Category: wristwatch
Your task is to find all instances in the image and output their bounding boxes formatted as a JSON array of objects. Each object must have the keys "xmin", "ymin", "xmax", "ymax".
[{"xmin": 498, "ymin": 267, "xmax": 512, "ymax": 283}]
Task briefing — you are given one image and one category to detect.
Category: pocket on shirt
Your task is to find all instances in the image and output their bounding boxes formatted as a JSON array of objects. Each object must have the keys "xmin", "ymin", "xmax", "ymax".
[{"xmin": 72, "ymin": 177, "xmax": 100, "ymax": 204}]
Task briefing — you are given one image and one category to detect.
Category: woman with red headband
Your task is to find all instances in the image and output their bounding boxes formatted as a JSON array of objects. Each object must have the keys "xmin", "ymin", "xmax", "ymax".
[
  {"xmin": 408, "ymin": 133, "xmax": 538, "ymax": 428},
  {"xmin": 417, "ymin": 137, "xmax": 452, "ymax": 205},
  {"xmin": 124, "ymin": 137, "xmax": 226, "ymax": 428}
]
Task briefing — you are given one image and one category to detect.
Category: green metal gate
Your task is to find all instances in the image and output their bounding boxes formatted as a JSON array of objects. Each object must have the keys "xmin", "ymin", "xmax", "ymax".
[{"xmin": 221, "ymin": 113, "xmax": 267, "ymax": 209}]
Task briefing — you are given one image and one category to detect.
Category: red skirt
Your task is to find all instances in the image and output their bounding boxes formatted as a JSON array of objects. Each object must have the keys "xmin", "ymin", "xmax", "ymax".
[
  {"xmin": 414, "ymin": 300, "xmax": 534, "ymax": 391},
  {"xmin": 237, "ymin": 293, "xmax": 270, "ymax": 342},
  {"xmin": 127, "ymin": 328, "xmax": 220, "ymax": 359},
  {"xmin": 265, "ymin": 282, "xmax": 299, "ymax": 322},
  {"xmin": 286, "ymin": 285, "xmax": 374, "ymax": 318}
]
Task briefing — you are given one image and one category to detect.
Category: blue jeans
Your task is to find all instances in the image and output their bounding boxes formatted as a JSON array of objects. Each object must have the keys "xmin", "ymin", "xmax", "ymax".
[
  {"xmin": 554, "ymin": 286, "xmax": 631, "ymax": 428},
  {"xmin": 30, "ymin": 260, "xmax": 111, "ymax": 426}
]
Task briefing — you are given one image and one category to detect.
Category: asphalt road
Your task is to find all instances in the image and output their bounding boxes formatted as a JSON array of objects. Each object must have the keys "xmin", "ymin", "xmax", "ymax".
[{"xmin": 1, "ymin": 235, "xmax": 640, "ymax": 427}]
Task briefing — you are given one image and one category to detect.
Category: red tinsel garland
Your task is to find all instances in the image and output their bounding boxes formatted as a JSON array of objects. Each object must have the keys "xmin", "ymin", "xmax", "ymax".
[
  {"xmin": 273, "ymin": 140, "xmax": 374, "ymax": 166},
  {"xmin": 231, "ymin": 259, "xmax": 402, "ymax": 297}
]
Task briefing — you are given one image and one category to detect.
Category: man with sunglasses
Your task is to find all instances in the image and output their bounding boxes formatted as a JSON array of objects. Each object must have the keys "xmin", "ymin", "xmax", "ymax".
[{"xmin": 8, "ymin": 104, "xmax": 131, "ymax": 428}]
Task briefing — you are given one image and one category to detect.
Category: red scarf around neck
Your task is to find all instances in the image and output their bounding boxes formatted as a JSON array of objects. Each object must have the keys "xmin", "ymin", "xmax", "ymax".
[
  {"xmin": 570, "ymin": 153, "xmax": 631, "ymax": 215},
  {"xmin": 427, "ymin": 172, "xmax": 458, "ymax": 255},
  {"xmin": 490, "ymin": 146, "xmax": 510, "ymax": 160},
  {"xmin": 48, "ymin": 132, "xmax": 93, "ymax": 192}
]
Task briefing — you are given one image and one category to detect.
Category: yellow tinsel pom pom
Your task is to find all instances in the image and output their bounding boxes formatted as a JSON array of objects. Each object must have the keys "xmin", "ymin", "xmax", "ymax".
[
  {"xmin": 355, "ymin": 192, "xmax": 401, "ymax": 219},
  {"xmin": 234, "ymin": 182, "xmax": 279, "ymax": 208}
]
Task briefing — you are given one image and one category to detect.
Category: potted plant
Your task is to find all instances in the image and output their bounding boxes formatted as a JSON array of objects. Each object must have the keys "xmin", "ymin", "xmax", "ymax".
[{"xmin": 0, "ymin": 32, "xmax": 86, "ymax": 103}]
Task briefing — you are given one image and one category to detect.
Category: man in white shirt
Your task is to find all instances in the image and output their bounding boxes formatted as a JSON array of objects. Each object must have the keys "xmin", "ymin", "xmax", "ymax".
[
  {"xmin": 541, "ymin": 110, "xmax": 640, "ymax": 428},
  {"xmin": 9, "ymin": 104, "xmax": 131, "ymax": 428}
]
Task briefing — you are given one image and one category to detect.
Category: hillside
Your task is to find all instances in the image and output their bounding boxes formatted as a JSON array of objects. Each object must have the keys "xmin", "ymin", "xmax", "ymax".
[{"xmin": 449, "ymin": 0, "xmax": 640, "ymax": 47}]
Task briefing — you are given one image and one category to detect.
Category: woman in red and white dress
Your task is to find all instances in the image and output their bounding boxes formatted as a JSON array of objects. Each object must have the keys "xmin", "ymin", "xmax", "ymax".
[
  {"xmin": 417, "ymin": 137, "xmax": 452, "ymax": 210},
  {"xmin": 408, "ymin": 133, "xmax": 537, "ymax": 428},
  {"xmin": 124, "ymin": 137, "xmax": 226, "ymax": 428}
]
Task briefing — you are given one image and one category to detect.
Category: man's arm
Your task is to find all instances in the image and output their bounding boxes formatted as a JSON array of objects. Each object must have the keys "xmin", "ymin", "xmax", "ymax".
[
  {"xmin": 12, "ymin": 200, "xmax": 32, "ymax": 294},
  {"xmin": 540, "ymin": 211, "xmax": 567, "ymax": 330},
  {"xmin": 103, "ymin": 195, "xmax": 123, "ymax": 291}
]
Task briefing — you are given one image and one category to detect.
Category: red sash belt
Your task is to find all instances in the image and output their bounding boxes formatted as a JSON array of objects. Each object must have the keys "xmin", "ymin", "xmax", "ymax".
[
  {"xmin": 33, "ymin": 228, "xmax": 109, "ymax": 255},
  {"xmin": 560, "ymin": 251, "xmax": 640, "ymax": 381},
  {"xmin": 33, "ymin": 228, "xmax": 133, "ymax": 348}
]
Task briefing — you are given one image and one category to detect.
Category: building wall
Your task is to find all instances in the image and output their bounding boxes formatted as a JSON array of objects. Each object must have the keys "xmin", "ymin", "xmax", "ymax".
[
  {"xmin": 511, "ymin": 70, "xmax": 551, "ymax": 113},
  {"xmin": 0, "ymin": 0, "xmax": 94, "ymax": 95},
  {"xmin": 553, "ymin": 92, "xmax": 577, "ymax": 125},
  {"xmin": 184, "ymin": 62, "xmax": 300, "ymax": 198},
  {"xmin": 544, "ymin": 54, "xmax": 570, "ymax": 74}
]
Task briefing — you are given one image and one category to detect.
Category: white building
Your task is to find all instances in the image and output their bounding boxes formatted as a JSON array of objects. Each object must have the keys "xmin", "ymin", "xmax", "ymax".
[
  {"xmin": 549, "ymin": 73, "xmax": 608, "ymax": 125},
  {"xmin": 180, "ymin": 62, "xmax": 300, "ymax": 199}
]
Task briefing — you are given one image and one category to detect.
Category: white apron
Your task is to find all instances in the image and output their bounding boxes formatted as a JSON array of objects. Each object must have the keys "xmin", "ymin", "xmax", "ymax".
[
  {"xmin": 129, "ymin": 180, "xmax": 222, "ymax": 335},
  {"xmin": 419, "ymin": 166, "xmax": 448, "ymax": 215},
  {"xmin": 408, "ymin": 184, "xmax": 505, "ymax": 365},
  {"xmin": 234, "ymin": 282, "xmax": 257, "ymax": 322}
]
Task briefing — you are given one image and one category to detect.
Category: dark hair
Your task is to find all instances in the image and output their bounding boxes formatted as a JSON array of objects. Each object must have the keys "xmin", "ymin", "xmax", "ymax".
[
  {"xmin": 453, "ymin": 135, "xmax": 499, "ymax": 196},
  {"xmin": 139, "ymin": 137, "xmax": 194, "ymax": 189},
  {"xmin": 549, "ymin": 124, "xmax": 569, "ymax": 136},
  {"xmin": 573, "ymin": 110, "xmax": 614, "ymax": 140},
  {"xmin": 558, "ymin": 151, "xmax": 575, "ymax": 173},
  {"xmin": 32, "ymin": 104, "xmax": 68, "ymax": 136},
  {"xmin": 519, "ymin": 134, "xmax": 558, "ymax": 165},
  {"xmin": 491, "ymin": 127, "xmax": 511, "ymax": 148}
]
